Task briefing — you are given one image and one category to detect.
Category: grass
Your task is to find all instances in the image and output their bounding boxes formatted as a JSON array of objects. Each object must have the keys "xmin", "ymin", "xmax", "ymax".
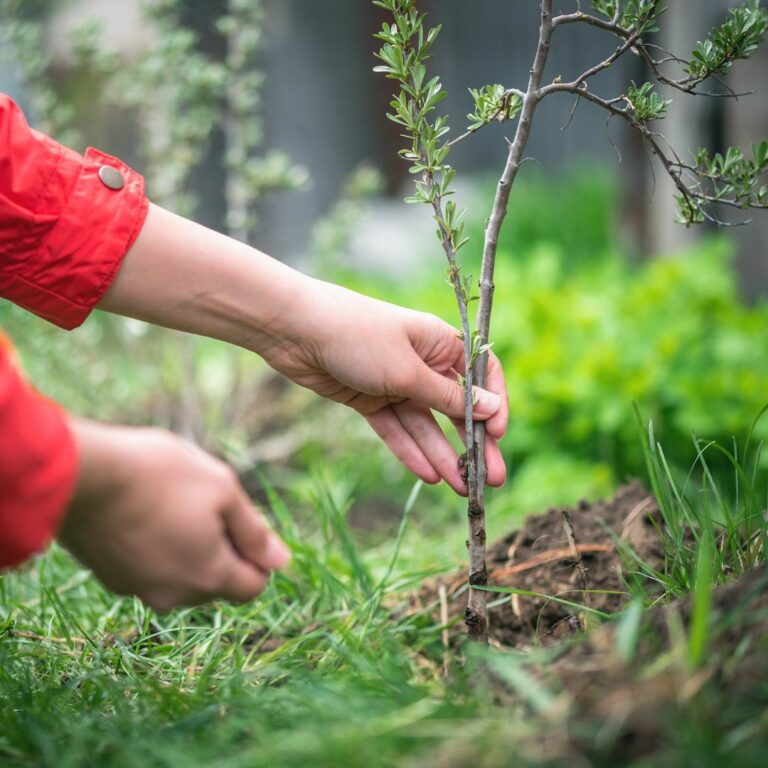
[{"xmin": 2, "ymin": 426, "xmax": 768, "ymax": 767}]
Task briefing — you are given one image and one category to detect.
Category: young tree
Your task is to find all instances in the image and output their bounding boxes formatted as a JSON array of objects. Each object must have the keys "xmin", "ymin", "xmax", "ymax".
[{"xmin": 374, "ymin": 0, "xmax": 768, "ymax": 642}]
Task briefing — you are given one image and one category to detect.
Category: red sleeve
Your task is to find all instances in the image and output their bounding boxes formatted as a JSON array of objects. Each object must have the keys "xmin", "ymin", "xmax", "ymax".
[
  {"xmin": 0, "ymin": 337, "xmax": 78, "ymax": 568},
  {"xmin": 0, "ymin": 93, "xmax": 149, "ymax": 329}
]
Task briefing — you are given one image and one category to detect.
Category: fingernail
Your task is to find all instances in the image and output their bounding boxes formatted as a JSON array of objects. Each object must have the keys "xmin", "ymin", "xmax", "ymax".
[
  {"xmin": 473, "ymin": 389, "xmax": 501, "ymax": 416},
  {"xmin": 263, "ymin": 533, "xmax": 292, "ymax": 569}
]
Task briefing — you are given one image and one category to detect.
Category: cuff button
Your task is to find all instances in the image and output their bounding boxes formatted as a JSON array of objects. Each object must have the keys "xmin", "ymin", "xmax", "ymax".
[{"xmin": 98, "ymin": 165, "xmax": 125, "ymax": 190}]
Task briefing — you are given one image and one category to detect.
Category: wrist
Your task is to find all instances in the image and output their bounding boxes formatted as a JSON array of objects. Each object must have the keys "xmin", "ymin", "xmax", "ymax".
[
  {"xmin": 65, "ymin": 418, "xmax": 129, "ymax": 512},
  {"xmin": 211, "ymin": 256, "xmax": 321, "ymax": 359}
]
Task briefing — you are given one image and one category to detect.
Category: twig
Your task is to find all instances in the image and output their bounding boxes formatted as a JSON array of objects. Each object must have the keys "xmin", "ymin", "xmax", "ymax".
[
  {"xmin": 552, "ymin": 10, "xmax": 625, "ymax": 34},
  {"xmin": 447, "ymin": 89, "xmax": 526, "ymax": 148},
  {"xmin": 561, "ymin": 509, "xmax": 592, "ymax": 611},
  {"xmin": 561, "ymin": 94, "xmax": 581, "ymax": 132},
  {"xmin": 488, "ymin": 543, "xmax": 612, "ymax": 580}
]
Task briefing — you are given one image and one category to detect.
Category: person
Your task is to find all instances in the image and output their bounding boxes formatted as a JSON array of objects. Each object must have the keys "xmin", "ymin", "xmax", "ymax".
[{"xmin": 0, "ymin": 93, "xmax": 509, "ymax": 611}]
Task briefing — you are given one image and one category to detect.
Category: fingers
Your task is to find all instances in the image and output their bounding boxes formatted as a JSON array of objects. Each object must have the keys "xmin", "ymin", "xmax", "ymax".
[
  {"xmin": 400, "ymin": 357, "xmax": 501, "ymax": 422},
  {"xmin": 368, "ymin": 404, "xmax": 507, "ymax": 494},
  {"xmin": 484, "ymin": 351, "xmax": 509, "ymax": 440},
  {"xmin": 220, "ymin": 487, "xmax": 291, "ymax": 571},
  {"xmin": 449, "ymin": 352, "xmax": 509, "ymax": 440},
  {"xmin": 392, "ymin": 402, "xmax": 466, "ymax": 494},
  {"xmin": 450, "ymin": 417, "xmax": 507, "ymax": 487},
  {"xmin": 213, "ymin": 489, "xmax": 291, "ymax": 604},
  {"xmin": 218, "ymin": 556, "xmax": 270, "ymax": 604},
  {"xmin": 482, "ymin": 436, "xmax": 507, "ymax": 487},
  {"xmin": 366, "ymin": 408, "xmax": 441, "ymax": 485}
]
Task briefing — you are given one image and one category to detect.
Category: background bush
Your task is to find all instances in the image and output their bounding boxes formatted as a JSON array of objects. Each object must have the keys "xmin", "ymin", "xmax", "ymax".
[{"xmin": 339, "ymin": 169, "xmax": 768, "ymax": 514}]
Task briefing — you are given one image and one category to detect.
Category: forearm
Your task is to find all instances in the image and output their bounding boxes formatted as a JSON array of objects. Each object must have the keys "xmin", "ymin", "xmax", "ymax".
[{"xmin": 99, "ymin": 203, "xmax": 316, "ymax": 356}]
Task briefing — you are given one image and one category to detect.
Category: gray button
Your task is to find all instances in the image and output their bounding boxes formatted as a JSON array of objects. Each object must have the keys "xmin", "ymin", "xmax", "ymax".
[{"xmin": 98, "ymin": 165, "xmax": 125, "ymax": 190}]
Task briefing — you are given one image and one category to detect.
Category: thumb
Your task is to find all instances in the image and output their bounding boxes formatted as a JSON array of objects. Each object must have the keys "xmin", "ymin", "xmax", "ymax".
[
  {"xmin": 221, "ymin": 492, "xmax": 291, "ymax": 571},
  {"xmin": 403, "ymin": 363, "xmax": 501, "ymax": 420}
]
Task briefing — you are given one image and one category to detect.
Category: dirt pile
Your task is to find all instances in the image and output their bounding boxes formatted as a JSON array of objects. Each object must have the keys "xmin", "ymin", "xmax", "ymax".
[{"xmin": 414, "ymin": 480, "xmax": 665, "ymax": 647}]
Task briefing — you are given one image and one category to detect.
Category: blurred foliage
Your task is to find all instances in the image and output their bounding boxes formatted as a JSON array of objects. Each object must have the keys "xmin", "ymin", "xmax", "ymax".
[
  {"xmin": 311, "ymin": 164, "xmax": 385, "ymax": 272},
  {"xmin": 337, "ymin": 169, "xmax": 768, "ymax": 501},
  {"xmin": 0, "ymin": 0, "xmax": 308, "ymax": 447},
  {"xmin": 463, "ymin": 168, "xmax": 620, "ymax": 272}
]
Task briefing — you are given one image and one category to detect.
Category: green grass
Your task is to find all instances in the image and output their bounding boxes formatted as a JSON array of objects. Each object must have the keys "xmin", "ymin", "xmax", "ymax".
[{"xmin": 2, "ymin": 426, "xmax": 768, "ymax": 767}]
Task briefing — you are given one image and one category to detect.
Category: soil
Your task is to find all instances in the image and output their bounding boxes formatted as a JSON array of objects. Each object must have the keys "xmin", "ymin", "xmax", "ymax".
[
  {"xmin": 413, "ymin": 482, "xmax": 768, "ymax": 762},
  {"xmin": 550, "ymin": 563, "xmax": 768, "ymax": 761},
  {"xmin": 412, "ymin": 480, "xmax": 665, "ymax": 648}
]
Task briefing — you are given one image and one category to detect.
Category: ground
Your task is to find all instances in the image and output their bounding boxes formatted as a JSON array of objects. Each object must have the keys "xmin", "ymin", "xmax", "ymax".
[
  {"xmin": 2, "ymin": 480, "xmax": 767, "ymax": 767},
  {"xmin": 414, "ymin": 481, "xmax": 664, "ymax": 648}
]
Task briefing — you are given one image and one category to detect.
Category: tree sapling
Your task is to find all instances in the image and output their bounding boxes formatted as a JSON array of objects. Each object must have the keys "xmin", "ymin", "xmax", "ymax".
[{"xmin": 374, "ymin": 0, "xmax": 768, "ymax": 642}]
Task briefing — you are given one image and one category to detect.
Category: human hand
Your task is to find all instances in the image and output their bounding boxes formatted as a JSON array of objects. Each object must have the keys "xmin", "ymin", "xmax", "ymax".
[
  {"xmin": 261, "ymin": 279, "xmax": 509, "ymax": 495},
  {"xmin": 58, "ymin": 419, "xmax": 290, "ymax": 612}
]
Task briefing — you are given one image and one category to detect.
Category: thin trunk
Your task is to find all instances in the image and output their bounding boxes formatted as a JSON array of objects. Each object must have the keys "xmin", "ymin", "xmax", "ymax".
[{"xmin": 464, "ymin": 0, "xmax": 556, "ymax": 641}]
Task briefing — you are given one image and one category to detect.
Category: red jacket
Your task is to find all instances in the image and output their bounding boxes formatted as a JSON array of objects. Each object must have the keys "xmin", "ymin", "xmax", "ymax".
[{"xmin": 0, "ymin": 93, "xmax": 148, "ymax": 568}]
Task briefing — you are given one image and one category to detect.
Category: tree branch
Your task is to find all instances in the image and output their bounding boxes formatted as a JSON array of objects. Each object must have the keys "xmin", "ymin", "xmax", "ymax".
[
  {"xmin": 466, "ymin": 0, "xmax": 556, "ymax": 640},
  {"xmin": 539, "ymin": 24, "xmax": 643, "ymax": 100},
  {"xmin": 540, "ymin": 82, "xmax": 767, "ymax": 225},
  {"xmin": 552, "ymin": 10, "xmax": 624, "ymax": 34},
  {"xmin": 634, "ymin": 43, "xmax": 750, "ymax": 98}
]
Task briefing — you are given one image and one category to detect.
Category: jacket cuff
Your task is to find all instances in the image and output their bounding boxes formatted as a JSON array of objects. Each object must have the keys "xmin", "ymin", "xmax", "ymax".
[{"xmin": 2, "ymin": 145, "xmax": 148, "ymax": 330}]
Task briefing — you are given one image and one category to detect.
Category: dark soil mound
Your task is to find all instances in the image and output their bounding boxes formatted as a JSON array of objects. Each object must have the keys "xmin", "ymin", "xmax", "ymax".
[
  {"xmin": 550, "ymin": 563, "xmax": 768, "ymax": 762},
  {"xmin": 414, "ymin": 480, "xmax": 665, "ymax": 648}
]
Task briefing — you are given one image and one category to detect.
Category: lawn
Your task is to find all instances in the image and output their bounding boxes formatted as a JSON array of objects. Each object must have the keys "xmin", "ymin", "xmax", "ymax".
[{"xmin": 2, "ymin": 418, "xmax": 768, "ymax": 767}]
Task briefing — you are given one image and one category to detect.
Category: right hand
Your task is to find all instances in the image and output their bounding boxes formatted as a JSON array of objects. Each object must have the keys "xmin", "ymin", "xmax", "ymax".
[
  {"xmin": 58, "ymin": 419, "xmax": 291, "ymax": 612},
  {"xmin": 259, "ymin": 279, "xmax": 509, "ymax": 494},
  {"xmin": 101, "ymin": 204, "xmax": 509, "ymax": 495}
]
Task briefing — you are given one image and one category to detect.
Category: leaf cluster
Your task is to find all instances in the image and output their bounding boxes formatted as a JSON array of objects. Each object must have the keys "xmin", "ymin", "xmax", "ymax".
[
  {"xmin": 373, "ymin": 2, "xmax": 451, "ymax": 203},
  {"xmin": 679, "ymin": 141, "xmax": 768, "ymax": 224},
  {"xmin": 687, "ymin": 0, "xmax": 768, "ymax": 80},
  {"xmin": 591, "ymin": 0, "xmax": 662, "ymax": 34},
  {"xmin": 373, "ymin": 0, "xmax": 476, "ymax": 282},
  {"xmin": 466, "ymin": 84, "xmax": 521, "ymax": 132},
  {"xmin": 626, "ymin": 81, "xmax": 671, "ymax": 121}
]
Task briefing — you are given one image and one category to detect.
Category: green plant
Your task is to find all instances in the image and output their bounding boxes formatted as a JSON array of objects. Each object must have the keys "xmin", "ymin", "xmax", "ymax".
[
  {"xmin": 374, "ymin": 0, "xmax": 768, "ymax": 641},
  {"xmin": 341, "ymin": 205, "xmax": 768, "ymax": 498}
]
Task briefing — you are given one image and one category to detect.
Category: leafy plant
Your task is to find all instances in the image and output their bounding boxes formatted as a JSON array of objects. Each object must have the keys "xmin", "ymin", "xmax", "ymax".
[{"xmin": 374, "ymin": 0, "xmax": 768, "ymax": 641}]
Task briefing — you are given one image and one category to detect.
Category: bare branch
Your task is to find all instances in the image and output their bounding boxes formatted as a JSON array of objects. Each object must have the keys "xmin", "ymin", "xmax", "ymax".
[
  {"xmin": 561, "ymin": 94, "xmax": 581, "ymax": 131},
  {"xmin": 551, "ymin": 15, "xmax": 753, "ymax": 100},
  {"xmin": 539, "ymin": 22, "xmax": 643, "ymax": 100},
  {"xmin": 552, "ymin": 10, "xmax": 625, "ymax": 34},
  {"xmin": 634, "ymin": 43, "xmax": 752, "ymax": 98}
]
